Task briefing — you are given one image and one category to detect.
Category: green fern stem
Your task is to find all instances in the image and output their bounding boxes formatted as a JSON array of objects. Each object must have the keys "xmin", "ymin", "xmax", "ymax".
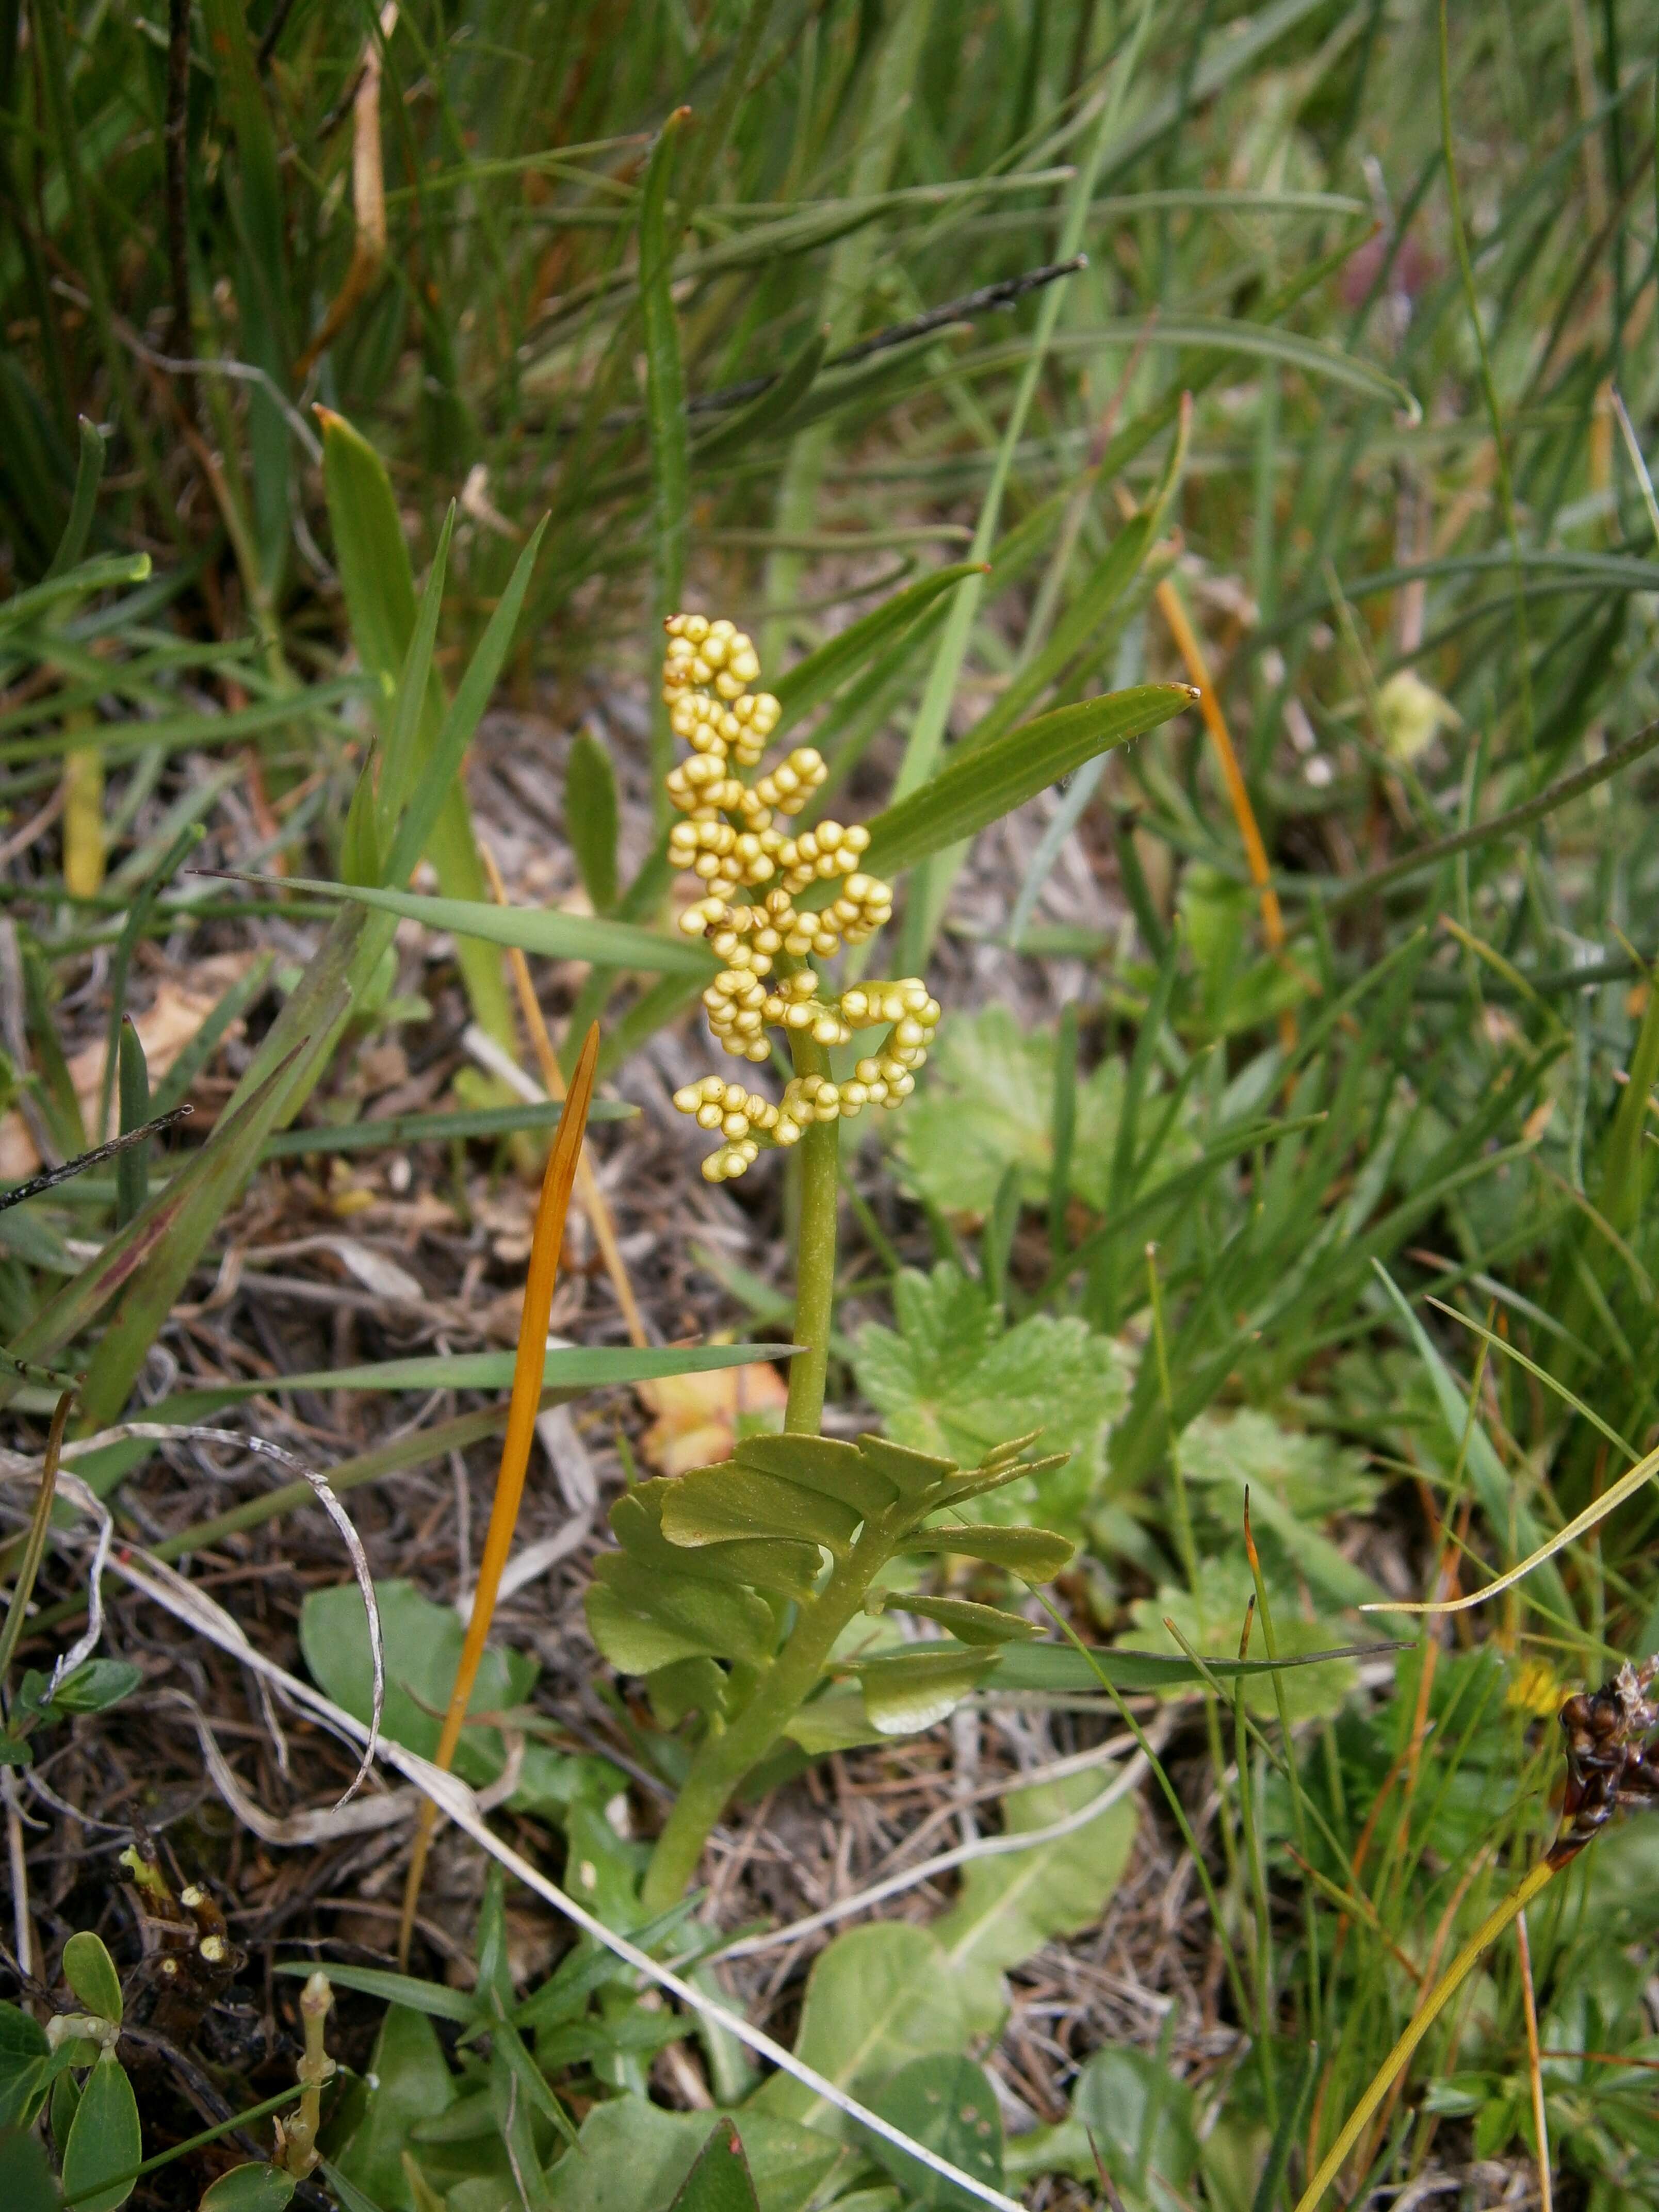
[
  {"xmin": 641, "ymin": 1034, "xmax": 844, "ymax": 1910},
  {"xmin": 783, "ymin": 1032, "xmax": 840, "ymax": 1438},
  {"xmin": 639, "ymin": 1541, "xmax": 875, "ymax": 1914}
]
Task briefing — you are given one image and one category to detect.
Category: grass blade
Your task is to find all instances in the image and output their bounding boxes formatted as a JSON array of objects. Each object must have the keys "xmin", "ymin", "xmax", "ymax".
[
  {"xmin": 241, "ymin": 874, "xmax": 713, "ymax": 975},
  {"xmin": 855, "ymin": 685, "xmax": 1196, "ymax": 882},
  {"xmin": 642, "ymin": 107, "xmax": 692, "ymax": 811}
]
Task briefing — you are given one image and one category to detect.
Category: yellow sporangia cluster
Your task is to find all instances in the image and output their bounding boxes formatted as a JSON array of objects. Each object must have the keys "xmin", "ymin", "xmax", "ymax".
[{"xmin": 661, "ymin": 613, "xmax": 940, "ymax": 1182}]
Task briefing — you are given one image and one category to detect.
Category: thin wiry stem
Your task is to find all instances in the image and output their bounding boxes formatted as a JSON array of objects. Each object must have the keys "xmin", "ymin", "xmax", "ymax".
[{"xmin": 1294, "ymin": 1857, "xmax": 1557, "ymax": 2212}]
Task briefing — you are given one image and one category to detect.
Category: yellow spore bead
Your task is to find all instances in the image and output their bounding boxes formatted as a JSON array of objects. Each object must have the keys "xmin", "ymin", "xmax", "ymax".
[{"xmin": 752, "ymin": 747, "xmax": 826, "ymax": 818}]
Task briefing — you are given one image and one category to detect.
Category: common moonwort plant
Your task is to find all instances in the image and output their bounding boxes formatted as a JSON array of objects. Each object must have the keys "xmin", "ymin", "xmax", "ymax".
[{"xmin": 592, "ymin": 615, "xmax": 1077, "ymax": 1914}]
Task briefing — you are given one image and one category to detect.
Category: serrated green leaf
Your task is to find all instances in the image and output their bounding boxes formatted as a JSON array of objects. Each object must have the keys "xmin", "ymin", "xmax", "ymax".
[
  {"xmin": 893, "ymin": 1006, "xmax": 1197, "ymax": 1216},
  {"xmin": 666, "ymin": 2120, "xmax": 761, "ymax": 2212},
  {"xmin": 933, "ymin": 1772, "xmax": 1138, "ymax": 2036},
  {"xmin": 610, "ymin": 1485, "xmax": 822, "ymax": 1604},
  {"xmin": 199, "ymin": 2165, "xmax": 297, "ymax": 2212},
  {"xmin": 887, "ymin": 1595, "xmax": 1037, "ymax": 1645},
  {"xmin": 1179, "ymin": 1408, "xmax": 1383, "ymax": 1609},
  {"xmin": 250, "ymin": 876, "xmax": 715, "ymax": 976},
  {"xmin": 61, "ymin": 1934, "xmax": 121, "ymax": 2027},
  {"xmin": 854, "ymin": 1264, "xmax": 1130, "ymax": 1527},
  {"xmin": 61, "ymin": 2052, "xmax": 140, "ymax": 2212},
  {"xmin": 866, "ymin": 2055, "xmax": 1003, "ymax": 2212},
  {"xmin": 735, "ymin": 1434, "xmax": 897, "ymax": 1519},
  {"xmin": 659, "ymin": 1462, "xmax": 862, "ymax": 1558},
  {"xmin": 753, "ymin": 1925, "xmax": 966, "ymax": 2139},
  {"xmin": 566, "ymin": 731, "xmax": 620, "ymax": 912},
  {"xmin": 852, "ymin": 685, "xmax": 1194, "ymax": 883},
  {"xmin": 848, "ymin": 1647, "xmax": 998, "ymax": 1735},
  {"xmin": 900, "ymin": 1526, "xmax": 1075, "ymax": 1581}
]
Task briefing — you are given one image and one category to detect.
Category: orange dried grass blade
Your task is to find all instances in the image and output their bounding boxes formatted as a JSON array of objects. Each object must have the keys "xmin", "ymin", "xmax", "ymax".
[
  {"xmin": 478, "ymin": 844, "xmax": 649, "ymax": 1349},
  {"xmin": 1151, "ymin": 575, "xmax": 1301, "ymax": 1052},
  {"xmin": 396, "ymin": 1021, "xmax": 601, "ymax": 1967}
]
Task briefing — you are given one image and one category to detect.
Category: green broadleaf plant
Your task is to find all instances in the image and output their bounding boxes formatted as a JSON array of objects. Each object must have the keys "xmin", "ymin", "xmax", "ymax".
[{"xmin": 599, "ymin": 1426, "xmax": 1077, "ymax": 1912}]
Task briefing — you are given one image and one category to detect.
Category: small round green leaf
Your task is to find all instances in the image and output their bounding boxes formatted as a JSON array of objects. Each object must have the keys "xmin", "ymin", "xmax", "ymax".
[
  {"xmin": 198, "ymin": 2163, "xmax": 298, "ymax": 2212},
  {"xmin": 61, "ymin": 1935, "xmax": 122, "ymax": 2028}
]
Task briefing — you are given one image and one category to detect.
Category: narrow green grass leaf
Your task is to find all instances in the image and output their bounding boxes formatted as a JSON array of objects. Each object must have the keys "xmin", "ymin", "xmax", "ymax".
[
  {"xmin": 851, "ymin": 687, "xmax": 1194, "ymax": 883},
  {"xmin": 320, "ymin": 408, "xmax": 517, "ymax": 1051},
  {"xmin": 378, "ymin": 503, "xmax": 456, "ymax": 850},
  {"xmin": 990, "ymin": 1639, "xmax": 1391, "ymax": 1695},
  {"xmin": 383, "ymin": 515, "xmax": 551, "ymax": 887},
  {"xmin": 0, "ymin": 554, "xmax": 151, "ymax": 638},
  {"xmin": 250, "ymin": 874, "xmax": 714, "ymax": 974},
  {"xmin": 272, "ymin": 1961, "xmax": 476, "ymax": 2023},
  {"xmin": 182, "ymin": 1342, "xmax": 797, "ymax": 1396},
  {"xmin": 565, "ymin": 729, "xmax": 620, "ymax": 911},
  {"xmin": 261, "ymin": 1098, "xmax": 633, "ymax": 1159},
  {"xmin": 44, "ymin": 418, "xmax": 105, "ymax": 580},
  {"xmin": 73, "ymin": 1019, "xmax": 346, "ymax": 1429},
  {"xmin": 1426, "ymin": 1298, "xmax": 1639, "ymax": 1464},
  {"xmin": 1369, "ymin": 1264, "xmax": 1569, "ymax": 1619},
  {"xmin": 771, "ymin": 563, "xmax": 987, "ymax": 733},
  {"xmin": 642, "ymin": 106, "xmax": 692, "ymax": 805},
  {"xmin": 0, "ymin": 1045, "xmax": 311, "ymax": 1411}
]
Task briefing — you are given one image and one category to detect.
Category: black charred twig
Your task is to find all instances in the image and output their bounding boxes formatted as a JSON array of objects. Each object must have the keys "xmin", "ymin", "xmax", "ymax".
[{"xmin": 0, "ymin": 1105, "xmax": 192, "ymax": 1216}]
